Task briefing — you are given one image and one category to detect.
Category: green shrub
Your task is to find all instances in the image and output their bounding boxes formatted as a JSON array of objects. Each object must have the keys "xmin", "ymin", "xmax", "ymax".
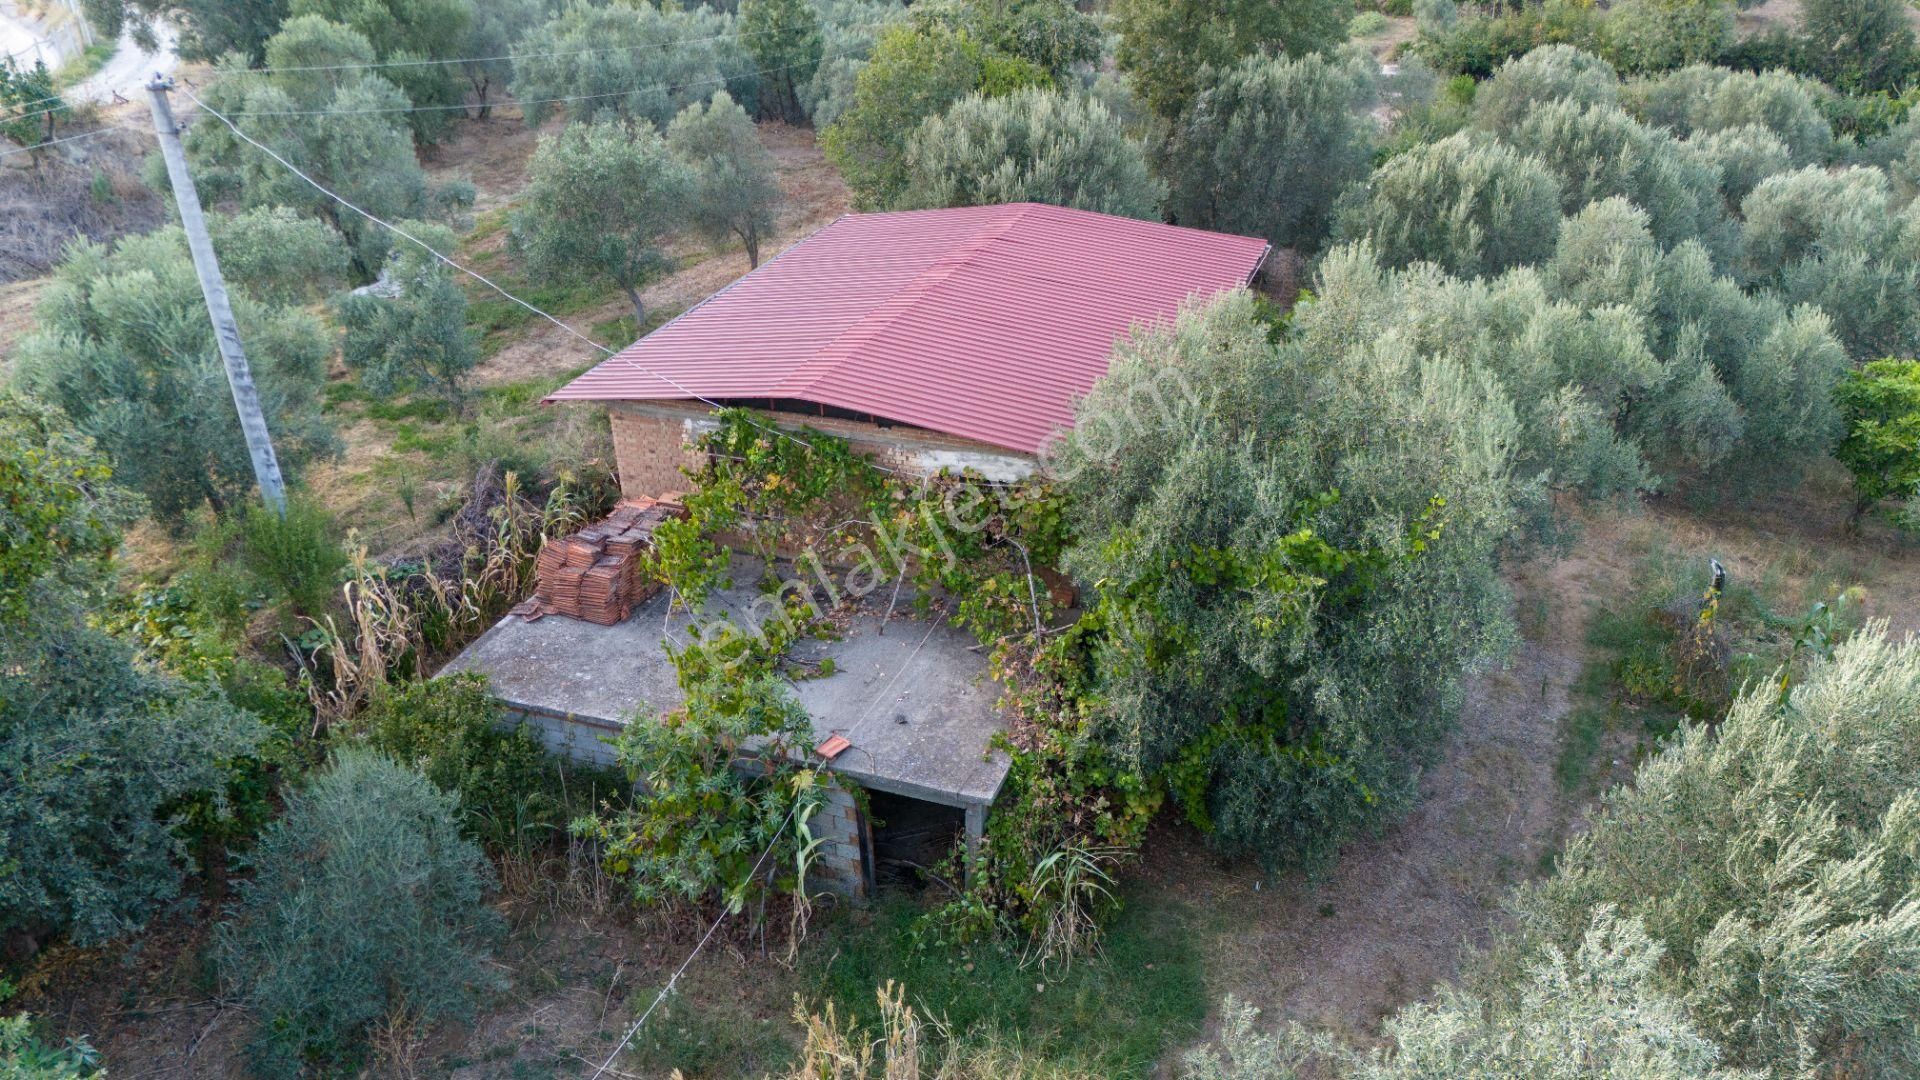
[
  {"xmin": 1349, "ymin": 10, "xmax": 1388, "ymax": 37},
  {"xmin": 1834, "ymin": 358, "xmax": 1920, "ymax": 528},
  {"xmin": 219, "ymin": 750, "xmax": 503, "ymax": 1078},
  {"xmin": 0, "ymin": 1014, "xmax": 103, "ymax": 1079},
  {"xmin": 823, "ymin": 21, "xmax": 1050, "ymax": 209},
  {"xmin": 345, "ymin": 674, "xmax": 576, "ymax": 852},
  {"xmin": 1, "ymin": 400, "xmax": 264, "ymax": 953},
  {"xmin": 334, "ymin": 219, "xmax": 479, "ymax": 410},
  {"xmin": 237, "ymin": 497, "xmax": 347, "ymax": 620}
]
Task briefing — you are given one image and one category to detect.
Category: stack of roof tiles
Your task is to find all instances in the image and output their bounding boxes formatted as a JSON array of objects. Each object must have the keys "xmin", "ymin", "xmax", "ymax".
[{"xmin": 513, "ymin": 498, "xmax": 684, "ymax": 625}]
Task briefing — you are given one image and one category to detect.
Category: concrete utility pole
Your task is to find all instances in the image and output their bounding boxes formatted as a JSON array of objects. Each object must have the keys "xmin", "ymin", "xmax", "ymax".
[{"xmin": 145, "ymin": 74, "xmax": 287, "ymax": 516}]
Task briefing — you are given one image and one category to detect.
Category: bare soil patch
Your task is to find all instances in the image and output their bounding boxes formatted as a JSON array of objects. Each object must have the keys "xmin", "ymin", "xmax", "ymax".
[
  {"xmin": 0, "ymin": 118, "xmax": 162, "ymax": 284},
  {"xmin": 421, "ymin": 109, "xmax": 563, "ymax": 215}
]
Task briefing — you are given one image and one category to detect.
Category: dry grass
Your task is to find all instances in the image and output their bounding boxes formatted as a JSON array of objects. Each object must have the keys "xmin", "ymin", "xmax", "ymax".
[{"xmin": 0, "ymin": 277, "xmax": 49, "ymax": 366}]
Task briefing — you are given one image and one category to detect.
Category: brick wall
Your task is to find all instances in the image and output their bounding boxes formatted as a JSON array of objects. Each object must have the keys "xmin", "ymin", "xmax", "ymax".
[
  {"xmin": 608, "ymin": 407, "xmax": 709, "ymax": 499},
  {"xmin": 606, "ymin": 401, "xmax": 1040, "ymax": 500}
]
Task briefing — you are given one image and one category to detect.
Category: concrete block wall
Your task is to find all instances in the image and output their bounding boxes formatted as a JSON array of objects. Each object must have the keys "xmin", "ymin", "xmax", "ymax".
[
  {"xmin": 607, "ymin": 402, "xmax": 1039, "ymax": 500},
  {"xmin": 505, "ymin": 706, "xmax": 624, "ymax": 769},
  {"xmin": 808, "ymin": 778, "xmax": 869, "ymax": 899}
]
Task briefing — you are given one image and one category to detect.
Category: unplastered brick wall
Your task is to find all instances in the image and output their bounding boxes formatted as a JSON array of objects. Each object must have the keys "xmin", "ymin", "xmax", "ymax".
[{"xmin": 606, "ymin": 402, "xmax": 1040, "ymax": 500}]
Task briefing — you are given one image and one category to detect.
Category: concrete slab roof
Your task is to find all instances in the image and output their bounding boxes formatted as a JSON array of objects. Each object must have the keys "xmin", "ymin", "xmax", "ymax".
[{"xmin": 442, "ymin": 565, "xmax": 1011, "ymax": 808}]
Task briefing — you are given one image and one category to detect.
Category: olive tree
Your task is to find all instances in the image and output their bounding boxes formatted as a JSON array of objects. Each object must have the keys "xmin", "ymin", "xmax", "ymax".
[
  {"xmin": 899, "ymin": 87, "xmax": 1163, "ymax": 218},
  {"xmin": 1507, "ymin": 627, "xmax": 1920, "ymax": 1076},
  {"xmin": 799, "ymin": 0, "xmax": 910, "ymax": 126},
  {"xmin": 1471, "ymin": 45, "xmax": 1620, "ymax": 136},
  {"xmin": 1311, "ymin": 241, "xmax": 1659, "ymax": 496},
  {"xmin": 1800, "ymin": 0, "xmax": 1919, "ymax": 94},
  {"xmin": 13, "ymin": 227, "xmax": 337, "ymax": 525},
  {"xmin": 1112, "ymin": 0, "xmax": 1349, "ymax": 119},
  {"xmin": 334, "ymin": 222, "xmax": 479, "ymax": 409},
  {"xmin": 1054, "ymin": 290, "xmax": 1525, "ymax": 871},
  {"xmin": 741, "ymin": 0, "xmax": 824, "ymax": 123},
  {"xmin": 511, "ymin": 1, "xmax": 756, "ymax": 129},
  {"xmin": 0, "ymin": 396, "xmax": 261, "ymax": 954},
  {"xmin": 1741, "ymin": 165, "xmax": 1920, "ymax": 361},
  {"xmin": 1548, "ymin": 197, "xmax": 1846, "ymax": 481},
  {"xmin": 1624, "ymin": 66, "xmax": 1834, "ymax": 166},
  {"xmin": 1335, "ymin": 131, "xmax": 1564, "ymax": 277},
  {"xmin": 909, "ymin": 0, "xmax": 1102, "ymax": 81},
  {"xmin": 183, "ymin": 19, "xmax": 448, "ymax": 276},
  {"xmin": 1500, "ymin": 101, "xmax": 1731, "ymax": 260},
  {"xmin": 218, "ymin": 750, "xmax": 503, "ymax": 1077},
  {"xmin": 1598, "ymin": 0, "xmax": 1733, "ymax": 75},
  {"xmin": 513, "ymin": 118, "xmax": 693, "ymax": 325},
  {"xmin": 1685, "ymin": 124, "xmax": 1791, "ymax": 208},
  {"xmin": 1159, "ymin": 51, "xmax": 1377, "ymax": 252},
  {"xmin": 821, "ymin": 21, "xmax": 1048, "ymax": 208},
  {"xmin": 288, "ymin": 0, "xmax": 473, "ymax": 143},
  {"xmin": 667, "ymin": 90, "xmax": 782, "ymax": 269},
  {"xmin": 1184, "ymin": 916, "xmax": 1749, "ymax": 1079}
]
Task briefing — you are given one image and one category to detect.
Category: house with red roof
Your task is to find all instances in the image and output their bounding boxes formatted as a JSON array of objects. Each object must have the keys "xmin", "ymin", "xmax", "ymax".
[
  {"xmin": 450, "ymin": 203, "xmax": 1268, "ymax": 897},
  {"xmin": 546, "ymin": 201, "xmax": 1270, "ymax": 497}
]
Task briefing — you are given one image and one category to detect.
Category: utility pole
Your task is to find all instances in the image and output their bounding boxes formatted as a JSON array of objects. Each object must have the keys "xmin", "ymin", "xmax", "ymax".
[{"xmin": 145, "ymin": 74, "xmax": 287, "ymax": 516}]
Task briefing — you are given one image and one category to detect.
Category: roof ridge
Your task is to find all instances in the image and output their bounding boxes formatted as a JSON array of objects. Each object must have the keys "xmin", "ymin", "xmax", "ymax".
[{"xmin": 773, "ymin": 204, "xmax": 1036, "ymax": 399}]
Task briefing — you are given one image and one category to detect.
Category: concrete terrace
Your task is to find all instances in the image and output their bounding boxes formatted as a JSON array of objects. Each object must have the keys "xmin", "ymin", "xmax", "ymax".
[{"xmin": 442, "ymin": 562, "xmax": 1012, "ymax": 813}]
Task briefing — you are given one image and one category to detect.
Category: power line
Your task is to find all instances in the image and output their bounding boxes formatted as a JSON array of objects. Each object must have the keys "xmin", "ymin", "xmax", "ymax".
[
  {"xmin": 234, "ymin": 22, "xmax": 822, "ymax": 76},
  {"xmin": 205, "ymin": 55, "xmax": 837, "ymax": 118},
  {"xmin": 0, "ymin": 100, "xmax": 73, "ymax": 125},
  {"xmin": 178, "ymin": 85, "xmax": 898, "ymax": 474},
  {"xmin": 0, "ymin": 90, "xmax": 71, "ymax": 117},
  {"xmin": 0, "ymin": 124, "xmax": 130, "ymax": 159}
]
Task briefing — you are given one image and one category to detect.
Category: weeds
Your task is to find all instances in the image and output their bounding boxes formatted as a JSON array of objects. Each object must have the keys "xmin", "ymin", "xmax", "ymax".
[
  {"xmin": 303, "ymin": 470, "xmax": 588, "ymax": 728},
  {"xmin": 1022, "ymin": 846, "xmax": 1126, "ymax": 979}
]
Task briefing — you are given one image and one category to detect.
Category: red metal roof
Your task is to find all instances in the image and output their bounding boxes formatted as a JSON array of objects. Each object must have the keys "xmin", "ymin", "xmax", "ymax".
[{"xmin": 544, "ymin": 202, "xmax": 1270, "ymax": 455}]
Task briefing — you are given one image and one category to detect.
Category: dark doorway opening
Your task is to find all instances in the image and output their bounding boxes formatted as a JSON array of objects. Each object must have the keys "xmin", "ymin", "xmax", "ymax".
[{"xmin": 865, "ymin": 788, "xmax": 965, "ymax": 891}]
